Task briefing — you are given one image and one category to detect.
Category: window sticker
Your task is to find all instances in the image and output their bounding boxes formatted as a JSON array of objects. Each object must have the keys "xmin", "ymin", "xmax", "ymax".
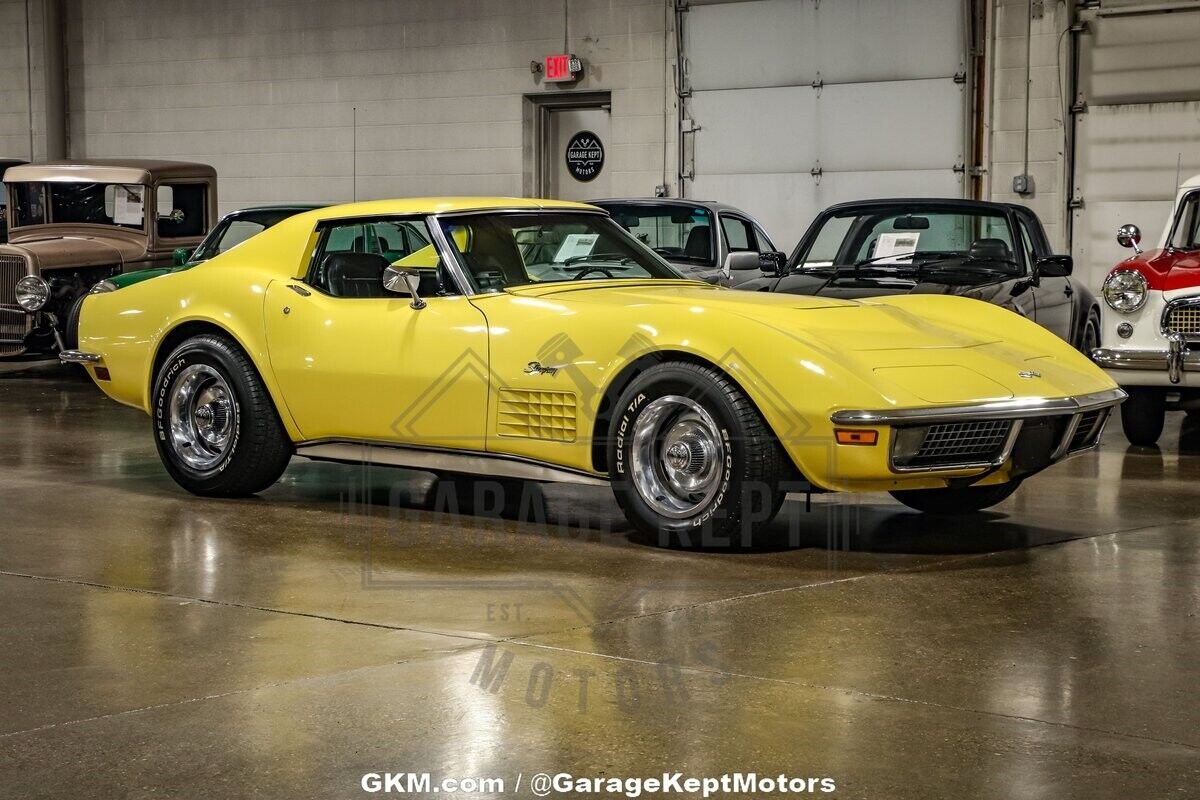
[
  {"xmin": 553, "ymin": 233, "xmax": 599, "ymax": 262},
  {"xmin": 113, "ymin": 185, "xmax": 145, "ymax": 225},
  {"xmin": 874, "ymin": 232, "xmax": 919, "ymax": 263}
]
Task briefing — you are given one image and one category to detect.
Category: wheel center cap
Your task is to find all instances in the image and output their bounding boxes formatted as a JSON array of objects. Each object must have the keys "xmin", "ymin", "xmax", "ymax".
[{"xmin": 665, "ymin": 442, "xmax": 691, "ymax": 470}]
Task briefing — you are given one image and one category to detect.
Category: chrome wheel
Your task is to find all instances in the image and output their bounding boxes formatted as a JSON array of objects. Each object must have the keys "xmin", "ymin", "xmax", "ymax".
[
  {"xmin": 168, "ymin": 364, "xmax": 237, "ymax": 471},
  {"xmin": 629, "ymin": 395, "xmax": 726, "ymax": 518}
]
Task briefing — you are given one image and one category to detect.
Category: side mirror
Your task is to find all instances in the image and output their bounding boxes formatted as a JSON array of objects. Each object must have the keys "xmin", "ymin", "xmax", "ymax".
[
  {"xmin": 1035, "ymin": 254, "xmax": 1073, "ymax": 277},
  {"xmin": 382, "ymin": 265, "xmax": 426, "ymax": 309},
  {"xmin": 759, "ymin": 251, "xmax": 786, "ymax": 276},
  {"xmin": 172, "ymin": 247, "xmax": 192, "ymax": 266},
  {"xmin": 724, "ymin": 251, "xmax": 761, "ymax": 272},
  {"xmin": 1117, "ymin": 224, "xmax": 1143, "ymax": 254}
]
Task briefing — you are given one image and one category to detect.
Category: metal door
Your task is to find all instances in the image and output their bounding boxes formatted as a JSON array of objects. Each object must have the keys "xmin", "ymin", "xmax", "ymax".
[{"xmin": 546, "ymin": 106, "xmax": 612, "ymax": 201}]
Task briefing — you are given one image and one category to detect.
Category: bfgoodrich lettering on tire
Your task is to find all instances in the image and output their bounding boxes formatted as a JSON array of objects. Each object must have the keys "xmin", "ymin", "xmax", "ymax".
[
  {"xmin": 608, "ymin": 362, "xmax": 787, "ymax": 546},
  {"xmin": 152, "ymin": 333, "xmax": 292, "ymax": 496}
]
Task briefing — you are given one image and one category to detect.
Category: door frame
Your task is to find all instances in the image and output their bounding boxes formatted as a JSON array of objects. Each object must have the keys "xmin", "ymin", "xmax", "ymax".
[{"xmin": 522, "ymin": 91, "xmax": 612, "ymax": 197}]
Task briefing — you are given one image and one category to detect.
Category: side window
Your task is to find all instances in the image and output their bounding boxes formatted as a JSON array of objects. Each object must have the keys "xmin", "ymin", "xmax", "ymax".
[
  {"xmin": 307, "ymin": 218, "xmax": 452, "ymax": 298},
  {"xmin": 216, "ymin": 220, "xmax": 268, "ymax": 254},
  {"xmin": 157, "ymin": 183, "xmax": 208, "ymax": 238},
  {"xmin": 1170, "ymin": 193, "xmax": 1200, "ymax": 250},
  {"xmin": 721, "ymin": 215, "xmax": 755, "ymax": 251},
  {"xmin": 753, "ymin": 224, "xmax": 774, "ymax": 253}
]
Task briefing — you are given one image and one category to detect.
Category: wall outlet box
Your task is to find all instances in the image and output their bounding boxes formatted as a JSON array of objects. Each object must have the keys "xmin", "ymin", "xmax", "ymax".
[{"xmin": 1012, "ymin": 174, "xmax": 1035, "ymax": 195}]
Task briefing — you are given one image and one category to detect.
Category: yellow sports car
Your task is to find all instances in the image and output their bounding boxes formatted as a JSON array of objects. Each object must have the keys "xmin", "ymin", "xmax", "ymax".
[{"xmin": 58, "ymin": 197, "xmax": 1124, "ymax": 540}]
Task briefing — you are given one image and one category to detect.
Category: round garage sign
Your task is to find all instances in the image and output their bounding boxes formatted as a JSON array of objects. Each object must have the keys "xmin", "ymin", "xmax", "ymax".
[{"xmin": 565, "ymin": 131, "xmax": 605, "ymax": 182}]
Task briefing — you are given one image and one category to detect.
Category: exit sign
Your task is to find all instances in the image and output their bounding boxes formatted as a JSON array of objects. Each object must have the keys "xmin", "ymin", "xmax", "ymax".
[{"xmin": 544, "ymin": 53, "xmax": 582, "ymax": 83}]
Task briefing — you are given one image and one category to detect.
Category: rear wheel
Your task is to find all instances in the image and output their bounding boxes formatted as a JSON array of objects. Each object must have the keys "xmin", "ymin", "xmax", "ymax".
[
  {"xmin": 608, "ymin": 362, "xmax": 787, "ymax": 546},
  {"xmin": 1120, "ymin": 387, "xmax": 1166, "ymax": 446},
  {"xmin": 1079, "ymin": 312, "xmax": 1100, "ymax": 355},
  {"xmin": 152, "ymin": 334, "xmax": 292, "ymax": 496},
  {"xmin": 889, "ymin": 480, "xmax": 1021, "ymax": 514}
]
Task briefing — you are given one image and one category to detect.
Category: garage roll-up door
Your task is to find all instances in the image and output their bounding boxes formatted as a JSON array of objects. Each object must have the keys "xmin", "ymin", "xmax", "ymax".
[
  {"xmin": 682, "ymin": 0, "xmax": 969, "ymax": 250},
  {"xmin": 1071, "ymin": 2, "xmax": 1200, "ymax": 292}
]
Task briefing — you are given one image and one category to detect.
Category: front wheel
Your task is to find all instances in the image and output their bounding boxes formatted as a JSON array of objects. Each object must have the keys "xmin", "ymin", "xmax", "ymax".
[
  {"xmin": 152, "ymin": 334, "xmax": 292, "ymax": 496},
  {"xmin": 1120, "ymin": 387, "xmax": 1166, "ymax": 446},
  {"xmin": 608, "ymin": 362, "xmax": 788, "ymax": 546},
  {"xmin": 889, "ymin": 480, "xmax": 1022, "ymax": 514}
]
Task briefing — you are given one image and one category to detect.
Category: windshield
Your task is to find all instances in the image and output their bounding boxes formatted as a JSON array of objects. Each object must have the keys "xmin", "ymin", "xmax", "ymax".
[
  {"xmin": 11, "ymin": 181, "xmax": 148, "ymax": 230},
  {"xmin": 1170, "ymin": 191, "xmax": 1200, "ymax": 251},
  {"xmin": 796, "ymin": 207, "xmax": 1021, "ymax": 276},
  {"xmin": 437, "ymin": 212, "xmax": 682, "ymax": 292},
  {"xmin": 601, "ymin": 203, "xmax": 715, "ymax": 264}
]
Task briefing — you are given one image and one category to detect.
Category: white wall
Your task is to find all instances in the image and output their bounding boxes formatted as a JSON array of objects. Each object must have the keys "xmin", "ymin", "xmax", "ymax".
[
  {"xmin": 0, "ymin": 0, "xmax": 46, "ymax": 162},
  {"xmin": 64, "ymin": 0, "xmax": 677, "ymax": 214},
  {"xmin": 985, "ymin": 0, "xmax": 1072, "ymax": 250}
]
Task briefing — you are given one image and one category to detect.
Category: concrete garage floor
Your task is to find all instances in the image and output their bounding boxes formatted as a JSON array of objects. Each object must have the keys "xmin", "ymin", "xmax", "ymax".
[{"xmin": 2, "ymin": 362, "xmax": 1200, "ymax": 799}]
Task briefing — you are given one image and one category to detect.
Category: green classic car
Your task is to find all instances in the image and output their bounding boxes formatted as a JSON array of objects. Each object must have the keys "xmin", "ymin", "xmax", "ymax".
[{"xmin": 102, "ymin": 203, "xmax": 326, "ymax": 290}]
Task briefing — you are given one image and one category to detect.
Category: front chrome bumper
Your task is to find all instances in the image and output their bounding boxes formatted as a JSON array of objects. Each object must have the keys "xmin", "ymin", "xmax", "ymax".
[
  {"xmin": 830, "ymin": 388, "xmax": 1127, "ymax": 476},
  {"xmin": 59, "ymin": 349, "xmax": 101, "ymax": 364},
  {"xmin": 1092, "ymin": 335, "xmax": 1194, "ymax": 384}
]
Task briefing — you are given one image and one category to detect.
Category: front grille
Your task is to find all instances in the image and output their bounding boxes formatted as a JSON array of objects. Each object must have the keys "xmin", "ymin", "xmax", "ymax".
[
  {"xmin": 0, "ymin": 253, "xmax": 31, "ymax": 355},
  {"xmin": 1165, "ymin": 303, "xmax": 1200, "ymax": 337},
  {"xmin": 895, "ymin": 419, "xmax": 1013, "ymax": 469},
  {"xmin": 1068, "ymin": 408, "xmax": 1107, "ymax": 452}
]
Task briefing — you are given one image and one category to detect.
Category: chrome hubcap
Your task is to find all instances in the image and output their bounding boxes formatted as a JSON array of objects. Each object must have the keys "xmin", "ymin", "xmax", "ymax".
[
  {"xmin": 630, "ymin": 395, "xmax": 725, "ymax": 518},
  {"xmin": 168, "ymin": 364, "xmax": 236, "ymax": 470}
]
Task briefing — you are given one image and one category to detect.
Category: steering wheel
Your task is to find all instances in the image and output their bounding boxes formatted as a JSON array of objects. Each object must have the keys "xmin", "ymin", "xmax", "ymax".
[{"xmin": 572, "ymin": 267, "xmax": 615, "ymax": 280}]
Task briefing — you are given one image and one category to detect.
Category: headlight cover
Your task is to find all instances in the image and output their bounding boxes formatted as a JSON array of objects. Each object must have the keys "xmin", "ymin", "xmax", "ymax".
[
  {"xmin": 1102, "ymin": 269, "xmax": 1148, "ymax": 313},
  {"xmin": 14, "ymin": 275, "xmax": 50, "ymax": 311}
]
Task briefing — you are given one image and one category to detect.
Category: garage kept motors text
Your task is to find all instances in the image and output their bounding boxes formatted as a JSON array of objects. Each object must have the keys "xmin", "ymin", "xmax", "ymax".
[{"xmin": 565, "ymin": 130, "xmax": 605, "ymax": 181}]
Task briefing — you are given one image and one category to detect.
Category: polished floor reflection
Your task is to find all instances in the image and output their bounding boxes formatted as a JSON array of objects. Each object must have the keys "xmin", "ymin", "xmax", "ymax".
[{"xmin": 2, "ymin": 362, "xmax": 1199, "ymax": 798}]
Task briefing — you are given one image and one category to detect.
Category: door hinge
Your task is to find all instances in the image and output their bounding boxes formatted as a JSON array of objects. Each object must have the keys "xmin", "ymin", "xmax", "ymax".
[
  {"xmin": 953, "ymin": 71, "xmax": 967, "ymax": 84},
  {"xmin": 810, "ymin": 162, "xmax": 823, "ymax": 184},
  {"xmin": 1071, "ymin": 95, "xmax": 1088, "ymax": 114},
  {"xmin": 1068, "ymin": 194, "xmax": 1085, "ymax": 209}
]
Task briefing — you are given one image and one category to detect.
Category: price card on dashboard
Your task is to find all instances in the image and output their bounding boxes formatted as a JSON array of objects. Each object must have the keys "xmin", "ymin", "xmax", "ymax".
[
  {"xmin": 554, "ymin": 233, "xmax": 599, "ymax": 263},
  {"xmin": 873, "ymin": 232, "xmax": 919, "ymax": 263},
  {"xmin": 113, "ymin": 185, "xmax": 144, "ymax": 225}
]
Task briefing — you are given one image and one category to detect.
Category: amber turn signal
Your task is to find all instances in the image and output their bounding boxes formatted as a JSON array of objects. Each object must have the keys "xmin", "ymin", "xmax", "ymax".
[{"xmin": 834, "ymin": 429, "xmax": 878, "ymax": 446}]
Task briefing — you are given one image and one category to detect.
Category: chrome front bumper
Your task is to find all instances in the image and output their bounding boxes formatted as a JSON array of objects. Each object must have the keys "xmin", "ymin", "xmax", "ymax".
[
  {"xmin": 1092, "ymin": 335, "xmax": 1194, "ymax": 384},
  {"xmin": 59, "ymin": 349, "xmax": 101, "ymax": 364},
  {"xmin": 830, "ymin": 388, "xmax": 1127, "ymax": 475}
]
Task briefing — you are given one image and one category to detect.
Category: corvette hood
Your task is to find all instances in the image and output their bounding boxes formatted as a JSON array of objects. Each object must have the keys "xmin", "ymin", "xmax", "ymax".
[{"xmin": 508, "ymin": 280, "xmax": 1000, "ymax": 350}]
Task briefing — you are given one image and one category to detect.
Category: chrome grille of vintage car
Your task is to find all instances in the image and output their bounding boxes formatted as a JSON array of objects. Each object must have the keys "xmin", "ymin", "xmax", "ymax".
[
  {"xmin": 1164, "ymin": 300, "xmax": 1200, "ymax": 337},
  {"xmin": 894, "ymin": 419, "xmax": 1013, "ymax": 469},
  {"xmin": 0, "ymin": 253, "xmax": 32, "ymax": 355}
]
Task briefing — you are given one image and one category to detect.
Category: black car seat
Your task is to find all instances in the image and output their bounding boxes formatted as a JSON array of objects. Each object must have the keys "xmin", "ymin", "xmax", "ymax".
[
  {"xmin": 968, "ymin": 238, "xmax": 1013, "ymax": 263},
  {"xmin": 461, "ymin": 222, "xmax": 526, "ymax": 287},
  {"xmin": 325, "ymin": 252, "xmax": 391, "ymax": 297},
  {"xmin": 684, "ymin": 225, "xmax": 711, "ymax": 260}
]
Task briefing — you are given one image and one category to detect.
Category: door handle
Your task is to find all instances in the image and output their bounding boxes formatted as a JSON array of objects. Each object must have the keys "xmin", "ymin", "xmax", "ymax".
[{"xmin": 1063, "ymin": 283, "xmax": 1074, "ymax": 297}]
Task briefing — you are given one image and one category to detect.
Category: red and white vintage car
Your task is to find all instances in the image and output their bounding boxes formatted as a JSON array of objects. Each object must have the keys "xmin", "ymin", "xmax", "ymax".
[{"xmin": 1093, "ymin": 173, "xmax": 1200, "ymax": 445}]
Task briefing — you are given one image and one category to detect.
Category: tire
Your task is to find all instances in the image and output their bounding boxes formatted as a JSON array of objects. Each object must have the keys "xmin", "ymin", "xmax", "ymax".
[
  {"xmin": 62, "ymin": 293, "xmax": 86, "ymax": 352},
  {"xmin": 889, "ymin": 480, "xmax": 1021, "ymax": 515},
  {"xmin": 1120, "ymin": 387, "xmax": 1166, "ymax": 446},
  {"xmin": 608, "ymin": 362, "xmax": 787, "ymax": 546},
  {"xmin": 151, "ymin": 333, "xmax": 292, "ymax": 496},
  {"xmin": 1079, "ymin": 312, "xmax": 1100, "ymax": 355}
]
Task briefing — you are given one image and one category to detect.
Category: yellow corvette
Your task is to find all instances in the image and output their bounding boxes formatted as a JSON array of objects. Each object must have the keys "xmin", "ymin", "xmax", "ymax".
[{"xmin": 60, "ymin": 197, "xmax": 1124, "ymax": 540}]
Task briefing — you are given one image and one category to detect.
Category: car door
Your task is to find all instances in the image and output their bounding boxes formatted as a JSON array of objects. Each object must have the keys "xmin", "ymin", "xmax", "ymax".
[
  {"xmin": 1015, "ymin": 210, "xmax": 1073, "ymax": 342},
  {"xmin": 263, "ymin": 216, "xmax": 490, "ymax": 450}
]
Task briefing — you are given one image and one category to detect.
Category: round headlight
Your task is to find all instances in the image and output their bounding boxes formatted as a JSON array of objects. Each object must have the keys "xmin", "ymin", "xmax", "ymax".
[
  {"xmin": 1102, "ymin": 269, "xmax": 1148, "ymax": 313},
  {"xmin": 14, "ymin": 275, "xmax": 49, "ymax": 311}
]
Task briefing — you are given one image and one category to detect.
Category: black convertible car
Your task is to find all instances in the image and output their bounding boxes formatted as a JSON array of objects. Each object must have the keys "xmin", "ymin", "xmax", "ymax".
[{"xmin": 742, "ymin": 199, "xmax": 1100, "ymax": 352}]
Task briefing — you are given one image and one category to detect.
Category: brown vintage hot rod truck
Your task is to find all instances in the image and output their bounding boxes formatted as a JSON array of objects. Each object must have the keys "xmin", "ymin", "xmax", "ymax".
[{"xmin": 0, "ymin": 159, "xmax": 216, "ymax": 356}]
